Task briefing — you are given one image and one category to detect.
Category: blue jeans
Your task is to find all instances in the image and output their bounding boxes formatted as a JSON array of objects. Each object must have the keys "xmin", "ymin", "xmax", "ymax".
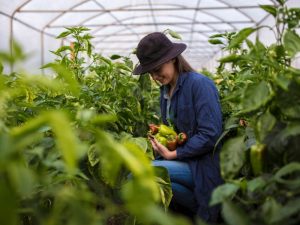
[{"xmin": 153, "ymin": 160, "xmax": 198, "ymax": 214}]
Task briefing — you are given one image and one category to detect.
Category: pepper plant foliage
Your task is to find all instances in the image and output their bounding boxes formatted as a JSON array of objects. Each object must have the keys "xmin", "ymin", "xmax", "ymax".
[
  {"xmin": 208, "ymin": 1, "xmax": 300, "ymax": 225},
  {"xmin": 0, "ymin": 27, "xmax": 192, "ymax": 225}
]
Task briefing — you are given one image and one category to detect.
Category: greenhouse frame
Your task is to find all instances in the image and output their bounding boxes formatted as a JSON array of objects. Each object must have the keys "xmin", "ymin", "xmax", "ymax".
[
  {"xmin": 1, "ymin": 1, "xmax": 300, "ymax": 225},
  {"xmin": 1, "ymin": 0, "xmax": 299, "ymax": 72}
]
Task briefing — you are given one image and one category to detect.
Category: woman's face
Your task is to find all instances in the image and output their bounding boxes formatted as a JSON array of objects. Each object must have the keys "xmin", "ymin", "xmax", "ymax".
[{"xmin": 149, "ymin": 59, "xmax": 177, "ymax": 85}]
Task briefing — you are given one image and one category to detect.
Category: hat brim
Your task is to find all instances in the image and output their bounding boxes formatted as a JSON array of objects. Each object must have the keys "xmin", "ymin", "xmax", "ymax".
[{"xmin": 133, "ymin": 43, "xmax": 187, "ymax": 75}]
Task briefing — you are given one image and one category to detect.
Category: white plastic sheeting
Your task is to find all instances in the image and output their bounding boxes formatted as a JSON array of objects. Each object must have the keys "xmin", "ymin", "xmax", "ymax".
[{"xmin": 0, "ymin": 0, "xmax": 299, "ymax": 73}]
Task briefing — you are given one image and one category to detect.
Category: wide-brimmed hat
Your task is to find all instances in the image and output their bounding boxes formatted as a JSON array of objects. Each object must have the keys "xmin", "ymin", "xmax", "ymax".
[{"xmin": 133, "ymin": 32, "xmax": 187, "ymax": 75}]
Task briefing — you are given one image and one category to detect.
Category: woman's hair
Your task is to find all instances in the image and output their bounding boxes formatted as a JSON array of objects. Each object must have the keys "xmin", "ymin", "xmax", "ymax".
[{"xmin": 175, "ymin": 55, "xmax": 196, "ymax": 74}]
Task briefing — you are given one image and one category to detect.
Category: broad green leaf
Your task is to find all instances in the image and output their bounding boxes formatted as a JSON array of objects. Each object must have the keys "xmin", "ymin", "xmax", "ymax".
[
  {"xmin": 47, "ymin": 111, "xmax": 83, "ymax": 172},
  {"xmin": 7, "ymin": 164, "xmax": 36, "ymax": 197},
  {"xmin": 228, "ymin": 28, "xmax": 256, "ymax": 49},
  {"xmin": 10, "ymin": 111, "xmax": 82, "ymax": 173},
  {"xmin": 10, "ymin": 114, "xmax": 47, "ymax": 142},
  {"xmin": 96, "ymin": 130, "xmax": 158, "ymax": 199},
  {"xmin": 274, "ymin": 162, "xmax": 300, "ymax": 189},
  {"xmin": 154, "ymin": 166, "xmax": 172, "ymax": 209},
  {"xmin": 256, "ymin": 110, "xmax": 276, "ymax": 142},
  {"xmin": 222, "ymin": 200, "xmax": 250, "ymax": 225},
  {"xmin": 274, "ymin": 73, "xmax": 291, "ymax": 90},
  {"xmin": 283, "ymin": 30, "xmax": 300, "ymax": 58},
  {"xmin": 127, "ymin": 137, "xmax": 148, "ymax": 153},
  {"xmin": 239, "ymin": 81, "xmax": 273, "ymax": 113},
  {"xmin": 220, "ymin": 136, "xmax": 246, "ymax": 180},
  {"xmin": 0, "ymin": 179, "xmax": 18, "ymax": 225},
  {"xmin": 49, "ymin": 63, "xmax": 80, "ymax": 96},
  {"xmin": 260, "ymin": 5, "xmax": 277, "ymax": 17},
  {"xmin": 262, "ymin": 197, "xmax": 282, "ymax": 224},
  {"xmin": 270, "ymin": 198, "xmax": 300, "ymax": 223},
  {"xmin": 280, "ymin": 122, "xmax": 300, "ymax": 139},
  {"xmin": 247, "ymin": 176, "xmax": 267, "ymax": 192},
  {"xmin": 210, "ymin": 183, "xmax": 240, "ymax": 206}
]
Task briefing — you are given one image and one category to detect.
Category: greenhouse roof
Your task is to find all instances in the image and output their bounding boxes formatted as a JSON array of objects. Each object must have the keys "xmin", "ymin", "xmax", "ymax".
[{"xmin": 1, "ymin": 0, "xmax": 299, "ymax": 71}]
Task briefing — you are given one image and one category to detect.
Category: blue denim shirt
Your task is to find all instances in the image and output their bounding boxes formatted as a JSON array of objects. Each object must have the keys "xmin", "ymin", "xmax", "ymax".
[{"xmin": 160, "ymin": 72, "xmax": 223, "ymax": 222}]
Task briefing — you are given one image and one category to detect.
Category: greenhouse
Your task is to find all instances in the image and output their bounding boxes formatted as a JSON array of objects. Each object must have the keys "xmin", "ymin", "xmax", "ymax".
[{"xmin": 0, "ymin": 0, "xmax": 300, "ymax": 225}]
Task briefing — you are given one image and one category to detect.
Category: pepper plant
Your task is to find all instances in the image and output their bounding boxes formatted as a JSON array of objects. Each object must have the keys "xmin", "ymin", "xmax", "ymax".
[
  {"xmin": 0, "ymin": 27, "xmax": 192, "ymax": 225},
  {"xmin": 207, "ymin": 1, "xmax": 300, "ymax": 225}
]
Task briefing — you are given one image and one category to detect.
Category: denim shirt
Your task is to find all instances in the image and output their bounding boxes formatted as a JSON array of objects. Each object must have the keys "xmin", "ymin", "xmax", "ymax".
[{"xmin": 159, "ymin": 72, "xmax": 223, "ymax": 222}]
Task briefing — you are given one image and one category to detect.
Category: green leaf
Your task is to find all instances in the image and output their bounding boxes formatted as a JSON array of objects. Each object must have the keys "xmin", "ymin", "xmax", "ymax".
[
  {"xmin": 115, "ymin": 62, "xmax": 132, "ymax": 72},
  {"xmin": 260, "ymin": 5, "xmax": 277, "ymax": 17},
  {"xmin": 55, "ymin": 46, "xmax": 72, "ymax": 54},
  {"xmin": 165, "ymin": 29, "xmax": 182, "ymax": 40},
  {"xmin": 0, "ymin": 179, "xmax": 18, "ymax": 225},
  {"xmin": 10, "ymin": 111, "xmax": 82, "ymax": 173},
  {"xmin": 274, "ymin": 73, "xmax": 291, "ymax": 90},
  {"xmin": 210, "ymin": 183, "xmax": 240, "ymax": 206},
  {"xmin": 7, "ymin": 164, "xmax": 36, "ymax": 197},
  {"xmin": 222, "ymin": 200, "xmax": 250, "ymax": 225},
  {"xmin": 209, "ymin": 33, "xmax": 224, "ymax": 38},
  {"xmin": 239, "ymin": 81, "xmax": 273, "ymax": 113},
  {"xmin": 256, "ymin": 110, "xmax": 276, "ymax": 142},
  {"xmin": 110, "ymin": 54, "xmax": 122, "ymax": 60},
  {"xmin": 209, "ymin": 39, "xmax": 224, "ymax": 45},
  {"xmin": 11, "ymin": 40, "xmax": 26, "ymax": 61},
  {"xmin": 247, "ymin": 176, "xmax": 267, "ymax": 192},
  {"xmin": 154, "ymin": 166, "xmax": 172, "ymax": 210},
  {"xmin": 0, "ymin": 61, "xmax": 4, "ymax": 74},
  {"xmin": 274, "ymin": 162, "xmax": 300, "ymax": 189},
  {"xmin": 40, "ymin": 62, "xmax": 54, "ymax": 69},
  {"xmin": 276, "ymin": 0, "xmax": 286, "ymax": 6},
  {"xmin": 48, "ymin": 63, "xmax": 80, "ymax": 96},
  {"xmin": 56, "ymin": 30, "xmax": 72, "ymax": 39},
  {"xmin": 262, "ymin": 197, "xmax": 282, "ymax": 224},
  {"xmin": 270, "ymin": 198, "xmax": 300, "ymax": 223},
  {"xmin": 220, "ymin": 136, "xmax": 246, "ymax": 180},
  {"xmin": 87, "ymin": 144, "xmax": 99, "ymax": 167},
  {"xmin": 280, "ymin": 122, "xmax": 300, "ymax": 139},
  {"xmin": 219, "ymin": 54, "xmax": 240, "ymax": 63},
  {"xmin": 228, "ymin": 28, "xmax": 256, "ymax": 49},
  {"xmin": 90, "ymin": 114, "xmax": 117, "ymax": 125},
  {"xmin": 48, "ymin": 111, "xmax": 83, "ymax": 172},
  {"xmin": 283, "ymin": 30, "xmax": 300, "ymax": 58}
]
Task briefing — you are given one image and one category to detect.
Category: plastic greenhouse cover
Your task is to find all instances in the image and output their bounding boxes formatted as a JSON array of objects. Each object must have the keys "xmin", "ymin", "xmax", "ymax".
[{"xmin": 0, "ymin": 0, "xmax": 299, "ymax": 73}]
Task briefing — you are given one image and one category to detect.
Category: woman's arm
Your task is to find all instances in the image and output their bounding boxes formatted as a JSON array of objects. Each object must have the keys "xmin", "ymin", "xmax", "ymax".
[{"xmin": 176, "ymin": 77, "xmax": 222, "ymax": 159}]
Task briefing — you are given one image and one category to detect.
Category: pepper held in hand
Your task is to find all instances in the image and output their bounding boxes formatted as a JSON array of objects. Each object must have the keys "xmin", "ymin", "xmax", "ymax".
[{"xmin": 148, "ymin": 124, "xmax": 187, "ymax": 151}]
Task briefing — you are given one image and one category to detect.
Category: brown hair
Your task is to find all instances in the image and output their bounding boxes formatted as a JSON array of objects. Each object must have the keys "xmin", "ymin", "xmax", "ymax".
[{"xmin": 175, "ymin": 55, "xmax": 195, "ymax": 74}]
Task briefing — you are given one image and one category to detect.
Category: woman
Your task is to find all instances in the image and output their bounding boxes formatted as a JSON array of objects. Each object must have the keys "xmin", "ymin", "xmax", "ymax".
[{"xmin": 133, "ymin": 32, "xmax": 223, "ymax": 223}]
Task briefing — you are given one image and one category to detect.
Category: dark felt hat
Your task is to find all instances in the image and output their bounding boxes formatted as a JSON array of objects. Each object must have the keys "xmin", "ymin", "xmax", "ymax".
[{"xmin": 133, "ymin": 32, "xmax": 187, "ymax": 75}]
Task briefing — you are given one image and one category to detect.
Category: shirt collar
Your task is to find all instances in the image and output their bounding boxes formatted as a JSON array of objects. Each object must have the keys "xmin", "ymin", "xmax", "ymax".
[{"xmin": 160, "ymin": 72, "xmax": 189, "ymax": 96}]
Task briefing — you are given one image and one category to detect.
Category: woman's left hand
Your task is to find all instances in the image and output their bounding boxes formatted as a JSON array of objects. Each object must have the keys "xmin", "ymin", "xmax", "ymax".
[{"xmin": 150, "ymin": 138, "xmax": 177, "ymax": 160}]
